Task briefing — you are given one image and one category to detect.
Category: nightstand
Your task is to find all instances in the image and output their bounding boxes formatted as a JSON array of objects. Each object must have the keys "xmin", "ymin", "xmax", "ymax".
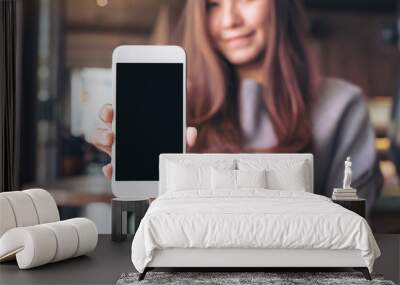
[
  {"xmin": 112, "ymin": 198, "xmax": 149, "ymax": 242},
  {"xmin": 332, "ymin": 198, "xmax": 366, "ymax": 218}
]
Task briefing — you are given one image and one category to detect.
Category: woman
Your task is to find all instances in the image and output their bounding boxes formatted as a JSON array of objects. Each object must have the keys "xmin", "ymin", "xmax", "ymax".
[{"xmin": 92, "ymin": 0, "xmax": 382, "ymax": 212}]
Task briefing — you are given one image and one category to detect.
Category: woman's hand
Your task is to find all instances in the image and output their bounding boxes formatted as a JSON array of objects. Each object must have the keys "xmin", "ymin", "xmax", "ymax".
[{"xmin": 91, "ymin": 104, "xmax": 197, "ymax": 179}]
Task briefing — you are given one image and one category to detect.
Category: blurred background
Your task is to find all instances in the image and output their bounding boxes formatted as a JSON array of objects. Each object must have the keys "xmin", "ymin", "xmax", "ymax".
[{"xmin": 11, "ymin": 0, "xmax": 400, "ymax": 233}]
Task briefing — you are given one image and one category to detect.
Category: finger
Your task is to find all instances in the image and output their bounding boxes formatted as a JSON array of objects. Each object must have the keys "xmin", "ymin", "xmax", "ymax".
[
  {"xmin": 91, "ymin": 129, "xmax": 113, "ymax": 155},
  {"xmin": 102, "ymin": 164, "xmax": 113, "ymax": 179},
  {"xmin": 99, "ymin": 104, "xmax": 113, "ymax": 127},
  {"xmin": 186, "ymin": 127, "xmax": 197, "ymax": 147},
  {"xmin": 91, "ymin": 128, "xmax": 114, "ymax": 146},
  {"xmin": 96, "ymin": 144, "xmax": 112, "ymax": 156}
]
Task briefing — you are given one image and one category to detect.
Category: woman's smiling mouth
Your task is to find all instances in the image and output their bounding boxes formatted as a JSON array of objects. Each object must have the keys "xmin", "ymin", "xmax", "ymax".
[{"xmin": 223, "ymin": 31, "xmax": 255, "ymax": 48}]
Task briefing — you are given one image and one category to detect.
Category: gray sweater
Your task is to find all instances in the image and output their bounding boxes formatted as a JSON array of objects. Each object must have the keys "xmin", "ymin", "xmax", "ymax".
[{"xmin": 239, "ymin": 78, "xmax": 382, "ymax": 213}]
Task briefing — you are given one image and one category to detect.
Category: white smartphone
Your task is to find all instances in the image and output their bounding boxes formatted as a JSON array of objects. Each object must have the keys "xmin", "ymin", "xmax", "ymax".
[{"xmin": 111, "ymin": 45, "xmax": 186, "ymax": 199}]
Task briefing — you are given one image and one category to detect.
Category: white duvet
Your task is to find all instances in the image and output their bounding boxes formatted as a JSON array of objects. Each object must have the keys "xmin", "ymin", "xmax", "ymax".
[{"xmin": 131, "ymin": 190, "xmax": 380, "ymax": 273}]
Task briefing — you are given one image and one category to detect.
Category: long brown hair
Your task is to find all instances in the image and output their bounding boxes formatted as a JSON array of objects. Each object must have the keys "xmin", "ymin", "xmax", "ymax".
[{"xmin": 181, "ymin": 0, "xmax": 320, "ymax": 153}]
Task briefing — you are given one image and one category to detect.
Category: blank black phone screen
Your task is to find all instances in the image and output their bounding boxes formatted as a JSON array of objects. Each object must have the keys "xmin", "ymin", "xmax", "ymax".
[{"xmin": 116, "ymin": 63, "xmax": 184, "ymax": 181}]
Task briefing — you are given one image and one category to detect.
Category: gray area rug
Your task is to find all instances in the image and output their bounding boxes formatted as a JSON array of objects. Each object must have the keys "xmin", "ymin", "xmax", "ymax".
[{"xmin": 117, "ymin": 272, "xmax": 396, "ymax": 285}]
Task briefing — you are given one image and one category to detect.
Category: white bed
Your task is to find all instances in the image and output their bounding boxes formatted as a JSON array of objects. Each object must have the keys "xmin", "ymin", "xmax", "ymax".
[{"xmin": 131, "ymin": 154, "xmax": 380, "ymax": 280}]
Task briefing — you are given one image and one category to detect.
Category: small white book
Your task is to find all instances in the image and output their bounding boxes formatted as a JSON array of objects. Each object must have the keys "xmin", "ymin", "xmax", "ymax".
[
  {"xmin": 332, "ymin": 196, "xmax": 360, "ymax": 201},
  {"xmin": 333, "ymin": 193, "xmax": 357, "ymax": 197},
  {"xmin": 332, "ymin": 193, "xmax": 359, "ymax": 199},
  {"xmin": 333, "ymin": 188, "xmax": 357, "ymax": 193}
]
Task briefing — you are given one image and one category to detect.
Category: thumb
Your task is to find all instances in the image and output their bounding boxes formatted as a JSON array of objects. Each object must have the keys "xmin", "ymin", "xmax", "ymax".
[{"xmin": 186, "ymin": 127, "xmax": 197, "ymax": 148}]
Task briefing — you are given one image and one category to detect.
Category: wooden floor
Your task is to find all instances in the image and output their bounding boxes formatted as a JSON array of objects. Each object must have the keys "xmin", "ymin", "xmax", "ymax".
[{"xmin": 0, "ymin": 235, "xmax": 399, "ymax": 284}]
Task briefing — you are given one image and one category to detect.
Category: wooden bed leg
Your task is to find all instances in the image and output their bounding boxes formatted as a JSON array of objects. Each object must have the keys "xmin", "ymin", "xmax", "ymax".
[
  {"xmin": 354, "ymin": 267, "xmax": 371, "ymax": 280},
  {"xmin": 138, "ymin": 268, "xmax": 148, "ymax": 281},
  {"xmin": 362, "ymin": 268, "xmax": 372, "ymax": 280}
]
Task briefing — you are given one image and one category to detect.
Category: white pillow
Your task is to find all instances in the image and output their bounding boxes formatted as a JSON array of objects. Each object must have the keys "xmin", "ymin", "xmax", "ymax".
[
  {"xmin": 236, "ymin": 169, "xmax": 267, "ymax": 189},
  {"xmin": 211, "ymin": 168, "xmax": 236, "ymax": 190},
  {"xmin": 166, "ymin": 162, "xmax": 209, "ymax": 191},
  {"xmin": 166, "ymin": 159, "xmax": 235, "ymax": 191},
  {"xmin": 210, "ymin": 168, "xmax": 268, "ymax": 190},
  {"xmin": 238, "ymin": 159, "xmax": 308, "ymax": 191}
]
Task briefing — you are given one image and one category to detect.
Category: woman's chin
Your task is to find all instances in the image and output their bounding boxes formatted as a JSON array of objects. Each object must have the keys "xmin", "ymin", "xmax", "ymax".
[{"xmin": 224, "ymin": 49, "xmax": 263, "ymax": 66}]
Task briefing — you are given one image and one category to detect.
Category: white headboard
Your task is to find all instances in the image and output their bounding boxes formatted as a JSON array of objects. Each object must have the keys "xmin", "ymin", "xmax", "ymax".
[{"xmin": 159, "ymin": 153, "xmax": 313, "ymax": 195}]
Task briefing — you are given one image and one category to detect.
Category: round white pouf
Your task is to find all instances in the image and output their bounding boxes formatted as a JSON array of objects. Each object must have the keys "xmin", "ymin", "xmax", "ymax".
[
  {"xmin": 42, "ymin": 221, "xmax": 79, "ymax": 262},
  {"xmin": 0, "ymin": 192, "xmax": 39, "ymax": 227},
  {"xmin": 0, "ymin": 218, "xmax": 98, "ymax": 269},
  {"xmin": 0, "ymin": 225, "xmax": 57, "ymax": 269},
  {"xmin": 23, "ymin": 189, "xmax": 60, "ymax": 224},
  {"xmin": 0, "ymin": 196, "xmax": 17, "ymax": 237},
  {"xmin": 65, "ymin": 218, "xmax": 98, "ymax": 257}
]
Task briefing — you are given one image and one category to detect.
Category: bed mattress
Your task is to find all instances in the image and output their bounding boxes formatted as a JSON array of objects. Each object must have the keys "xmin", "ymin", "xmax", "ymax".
[{"xmin": 131, "ymin": 190, "xmax": 380, "ymax": 273}]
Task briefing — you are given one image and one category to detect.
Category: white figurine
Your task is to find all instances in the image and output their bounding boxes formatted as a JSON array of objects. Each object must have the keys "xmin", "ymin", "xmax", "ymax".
[{"xmin": 343, "ymin": 157, "xmax": 352, "ymax": 189}]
